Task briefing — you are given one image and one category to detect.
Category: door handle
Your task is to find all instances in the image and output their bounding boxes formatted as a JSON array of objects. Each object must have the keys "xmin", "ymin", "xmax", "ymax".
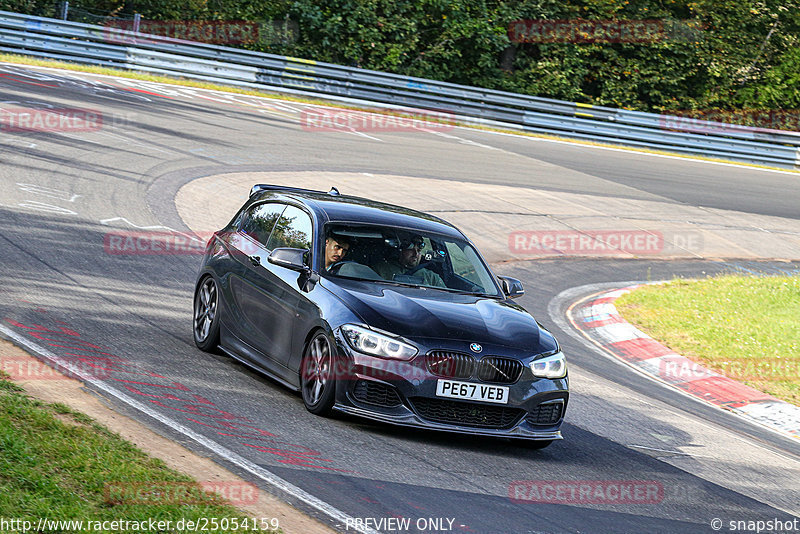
[{"xmin": 249, "ymin": 255, "xmax": 260, "ymax": 266}]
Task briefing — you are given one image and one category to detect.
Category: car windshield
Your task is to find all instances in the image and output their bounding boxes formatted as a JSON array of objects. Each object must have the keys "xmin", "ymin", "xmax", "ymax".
[{"xmin": 323, "ymin": 224, "xmax": 501, "ymax": 297}]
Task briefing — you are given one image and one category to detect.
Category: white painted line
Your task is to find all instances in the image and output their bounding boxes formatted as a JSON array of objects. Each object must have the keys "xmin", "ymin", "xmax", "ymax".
[
  {"xmin": 736, "ymin": 402, "xmax": 800, "ymax": 437},
  {"xmin": 99, "ymin": 216, "xmax": 176, "ymax": 231},
  {"xmin": 98, "ymin": 217, "xmax": 205, "ymax": 242},
  {"xmin": 343, "ymin": 128, "xmax": 383, "ymax": 142},
  {"xmin": 0, "ymin": 323, "xmax": 378, "ymax": 534},
  {"xmin": 423, "ymin": 130, "xmax": 503, "ymax": 152},
  {"xmin": 2, "ymin": 139, "xmax": 37, "ymax": 148},
  {"xmin": 596, "ymin": 288, "xmax": 634, "ymax": 299},
  {"xmin": 592, "ymin": 322, "xmax": 647, "ymax": 344},
  {"xmin": 17, "ymin": 201, "xmax": 77, "ymax": 215},
  {"xmin": 587, "ymin": 302, "xmax": 618, "ymax": 319},
  {"xmin": 17, "ymin": 182, "xmax": 81, "ymax": 202}
]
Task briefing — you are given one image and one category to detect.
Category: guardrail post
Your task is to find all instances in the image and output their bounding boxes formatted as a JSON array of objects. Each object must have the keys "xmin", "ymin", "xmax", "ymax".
[
  {"xmin": 133, "ymin": 13, "xmax": 141, "ymax": 33},
  {"xmin": 60, "ymin": 1, "xmax": 68, "ymax": 21}
]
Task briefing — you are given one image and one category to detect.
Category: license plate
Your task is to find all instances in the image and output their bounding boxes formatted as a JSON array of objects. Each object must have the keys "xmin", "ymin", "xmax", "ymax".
[{"xmin": 435, "ymin": 379, "xmax": 509, "ymax": 404}]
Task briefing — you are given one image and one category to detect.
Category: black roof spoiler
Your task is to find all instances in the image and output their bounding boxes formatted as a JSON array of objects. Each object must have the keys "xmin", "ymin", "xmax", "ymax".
[{"xmin": 249, "ymin": 184, "xmax": 340, "ymax": 198}]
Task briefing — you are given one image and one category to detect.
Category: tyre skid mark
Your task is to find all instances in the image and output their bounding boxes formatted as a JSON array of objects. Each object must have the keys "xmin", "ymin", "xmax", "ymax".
[
  {"xmin": 2, "ymin": 314, "xmax": 350, "ymax": 471},
  {"xmin": 0, "ymin": 312, "xmax": 376, "ymax": 533}
]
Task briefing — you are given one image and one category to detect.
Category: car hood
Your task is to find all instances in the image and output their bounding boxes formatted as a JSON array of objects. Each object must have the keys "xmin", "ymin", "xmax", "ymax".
[{"xmin": 322, "ymin": 278, "xmax": 555, "ymax": 352}]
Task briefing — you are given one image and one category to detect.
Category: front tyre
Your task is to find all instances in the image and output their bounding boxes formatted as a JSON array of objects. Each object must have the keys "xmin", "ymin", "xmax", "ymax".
[
  {"xmin": 301, "ymin": 332, "xmax": 337, "ymax": 415},
  {"xmin": 193, "ymin": 276, "xmax": 220, "ymax": 352}
]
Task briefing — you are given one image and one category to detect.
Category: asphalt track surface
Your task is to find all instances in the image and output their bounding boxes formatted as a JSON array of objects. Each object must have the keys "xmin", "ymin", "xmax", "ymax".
[{"xmin": 1, "ymin": 63, "xmax": 799, "ymax": 534}]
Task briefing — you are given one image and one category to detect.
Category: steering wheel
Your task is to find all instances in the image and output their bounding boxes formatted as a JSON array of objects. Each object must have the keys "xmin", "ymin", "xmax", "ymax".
[
  {"xmin": 327, "ymin": 260, "xmax": 357, "ymax": 275},
  {"xmin": 405, "ymin": 261, "xmax": 435, "ymax": 276}
]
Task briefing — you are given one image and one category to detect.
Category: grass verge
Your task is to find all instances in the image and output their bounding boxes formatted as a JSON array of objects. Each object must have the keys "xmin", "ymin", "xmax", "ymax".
[
  {"xmin": 0, "ymin": 372, "xmax": 276, "ymax": 533},
  {"xmin": 1, "ymin": 52, "xmax": 796, "ymax": 174},
  {"xmin": 615, "ymin": 275, "xmax": 800, "ymax": 405}
]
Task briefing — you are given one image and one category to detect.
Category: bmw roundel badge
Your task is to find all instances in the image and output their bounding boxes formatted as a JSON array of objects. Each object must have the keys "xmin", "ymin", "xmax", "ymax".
[{"xmin": 470, "ymin": 343, "xmax": 482, "ymax": 353}]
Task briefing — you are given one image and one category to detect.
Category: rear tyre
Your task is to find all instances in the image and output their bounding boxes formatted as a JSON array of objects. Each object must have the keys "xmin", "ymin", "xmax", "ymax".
[
  {"xmin": 301, "ymin": 332, "xmax": 337, "ymax": 416},
  {"xmin": 193, "ymin": 276, "xmax": 220, "ymax": 352}
]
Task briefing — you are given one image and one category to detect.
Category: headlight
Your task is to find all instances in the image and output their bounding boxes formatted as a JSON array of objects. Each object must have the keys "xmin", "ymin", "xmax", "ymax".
[
  {"xmin": 530, "ymin": 351, "xmax": 567, "ymax": 379},
  {"xmin": 340, "ymin": 324, "xmax": 418, "ymax": 360}
]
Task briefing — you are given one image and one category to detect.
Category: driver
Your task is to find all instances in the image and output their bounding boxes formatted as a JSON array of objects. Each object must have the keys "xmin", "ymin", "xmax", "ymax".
[
  {"xmin": 324, "ymin": 232, "xmax": 351, "ymax": 270},
  {"xmin": 373, "ymin": 234, "xmax": 445, "ymax": 287}
]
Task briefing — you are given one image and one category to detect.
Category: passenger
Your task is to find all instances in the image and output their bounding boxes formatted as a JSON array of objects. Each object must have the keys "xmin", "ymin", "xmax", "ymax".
[
  {"xmin": 373, "ymin": 234, "xmax": 445, "ymax": 287},
  {"xmin": 324, "ymin": 232, "xmax": 351, "ymax": 270}
]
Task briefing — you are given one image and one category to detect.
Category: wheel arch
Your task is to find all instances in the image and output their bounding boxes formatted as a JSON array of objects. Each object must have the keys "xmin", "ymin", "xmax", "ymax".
[{"xmin": 299, "ymin": 325, "xmax": 335, "ymax": 380}]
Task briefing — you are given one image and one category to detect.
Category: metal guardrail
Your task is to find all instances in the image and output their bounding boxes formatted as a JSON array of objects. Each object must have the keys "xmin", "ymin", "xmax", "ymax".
[{"xmin": 2, "ymin": 10, "xmax": 799, "ymax": 169}]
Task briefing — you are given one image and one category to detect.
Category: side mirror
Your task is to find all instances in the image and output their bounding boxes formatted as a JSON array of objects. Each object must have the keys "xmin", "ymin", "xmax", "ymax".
[
  {"xmin": 498, "ymin": 275, "xmax": 524, "ymax": 299},
  {"xmin": 267, "ymin": 248, "xmax": 309, "ymax": 272},
  {"xmin": 268, "ymin": 248, "xmax": 319, "ymax": 292}
]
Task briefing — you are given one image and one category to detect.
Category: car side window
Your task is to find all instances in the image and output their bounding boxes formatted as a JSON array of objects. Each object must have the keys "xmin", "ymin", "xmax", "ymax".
[
  {"xmin": 240, "ymin": 203, "xmax": 286, "ymax": 246},
  {"xmin": 266, "ymin": 205, "xmax": 313, "ymax": 254}
]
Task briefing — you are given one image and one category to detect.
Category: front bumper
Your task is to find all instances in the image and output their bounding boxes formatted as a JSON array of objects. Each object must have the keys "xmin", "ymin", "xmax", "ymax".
[{"xmin": 330, "ymin": 334, "xmax": 569, "ymax": 441}]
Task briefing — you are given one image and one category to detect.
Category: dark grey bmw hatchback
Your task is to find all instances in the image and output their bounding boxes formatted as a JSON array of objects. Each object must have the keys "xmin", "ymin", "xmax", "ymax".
[{"xmin": 193, "ymin": 184, "xmax": 568, "ymax": 447}]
